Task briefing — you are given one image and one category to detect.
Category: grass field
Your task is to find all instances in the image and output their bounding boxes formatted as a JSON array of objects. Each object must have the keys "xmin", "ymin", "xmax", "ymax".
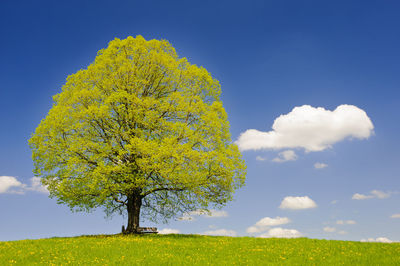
[{"xmin": 1, "ymin": 234, "xmax": 399, "ymax": 265}]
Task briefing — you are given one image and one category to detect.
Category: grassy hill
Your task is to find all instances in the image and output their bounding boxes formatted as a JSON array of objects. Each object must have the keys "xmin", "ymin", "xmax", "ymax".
[{"xmin": 1, "ymin": 234, "xmax": 399, "ymax": 265}]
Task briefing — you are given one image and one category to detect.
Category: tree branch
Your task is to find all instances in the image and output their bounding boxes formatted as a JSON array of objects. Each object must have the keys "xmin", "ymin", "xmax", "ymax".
[
  {"xmin": 142, "ymin": 186, "xmax": 186, "ymax": 197},
  {"xmin": 112, "ymin": 195, "xmax": 127, "ymax": 205}
]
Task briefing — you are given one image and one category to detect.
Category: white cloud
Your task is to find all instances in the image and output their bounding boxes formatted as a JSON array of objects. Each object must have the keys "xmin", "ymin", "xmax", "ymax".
[
  {"xmin": 246, "ymin": 226, "xmax": 262, "ymax": 234},
  {"xmin": 178, "ymin": 209, "xmax": 228, "ymax": 221},
  {"xmin": 255, "ymin": 216, "xmax": 290, "ymax": 227},
  {"xmin": 272, "ymin": 150, "xmax": 297, "ymax": 163},
  {"xmin": 178, "ymin": 210, "xmax": 205, "ymax": 221},
  {"xmin": 259, "ymin": 227, "xmax": 303, "ymax": 238},
  {"xmin": 331, "ymin": 200, "xmax": 338, "ymax": 204},
  {"xmin": 279, "ymin": 196, "xmax": 317, "ymax": 210},
  {"xmin": 26, "ymin": 177, "xmax": 48, "ymax": 194},
  {"xmin": 0, "ymin": 176, "xmax": 48, "ymax": 194},
  {"xmin": 236, "ymin": 105, "xmax": 374, "ymax": 152},
  {"xmin": 336, "ymin": 220, "xmax": 356, "ymax": 225},
  {"xmin": 314, "ymin": 162, "xmax": 328, "ymax": 169},
  {"xmin": 361, "ymin": 237, "xmax": 394, "ymax": 243},
  {"xmin": 158, "ymin": 228, "xmax": 180, "ymax": 234},
  {"xmin": 205, "ymin": 210, "xmax": 228, "ymax": 218},
  {"xmin": 371, "ymin": 190, "xmax": 390, "ymax": 199},
  {"xmin": 256, "ymin": 156, "xmax": 267, "ymax": 161},
  {"xmin": 352, "ymin": 193, "xmax": 373, "ymax": 200},
  {"xmin": 178, "ymin": 214, "xmax": 195, "ymax": 221},
  {"xmin": 0, "ymin": 176, "xmax": 23, "ymax": 194},
  {"xmin": 246, "ymin": 216, "xmax": 290, "ymax": 234},
  {"xmin": 338, "ymin": 230, "xmax": 347, "ymax": 235},
  {"xmin": 390, "ymin": 214, "xmax": 400, "ymax": 218},
  {"xmin": 375, "ymin": 237, "xmax": 393, "ymax": 243},
  {"xmin": 201, "ymin": 229, "xmax": 237, "ymax": 237},
  {"xmin": 323, "ymin": 227, "xmax": 336, "ymax": 233},
  {"xmin": 352, "ymin": 190, "xmax": 391, "ymax": 200}
]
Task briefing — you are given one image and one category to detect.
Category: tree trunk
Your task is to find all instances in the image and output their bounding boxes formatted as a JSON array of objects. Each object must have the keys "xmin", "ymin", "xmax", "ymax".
[{"xmin": 125, "ymin": 193, "xmax": 142, "ymax": 234}]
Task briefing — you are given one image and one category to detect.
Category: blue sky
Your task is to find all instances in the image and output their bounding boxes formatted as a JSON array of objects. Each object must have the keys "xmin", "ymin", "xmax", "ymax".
[{"xmin": 1, "ymin": 0, "xmax": 399, "ymax": 241}]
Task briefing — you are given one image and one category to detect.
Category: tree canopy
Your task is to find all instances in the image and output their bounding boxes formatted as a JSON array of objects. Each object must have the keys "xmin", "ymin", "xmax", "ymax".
[{"xmin": 29, "ymin": 36, "xmax": 246, "ymax": 233}]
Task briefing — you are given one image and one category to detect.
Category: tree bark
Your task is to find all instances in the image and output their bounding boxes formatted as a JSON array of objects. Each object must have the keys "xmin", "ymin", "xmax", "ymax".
[{"xmin": 125, "ymin": 193, "xmax": 142, "ymax": 234}]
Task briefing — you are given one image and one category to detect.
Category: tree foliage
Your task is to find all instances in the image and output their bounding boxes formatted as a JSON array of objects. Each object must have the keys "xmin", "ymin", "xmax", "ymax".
[{"xmin": 29, "ymin": 36, "xmax": 246, "ymax": 230}]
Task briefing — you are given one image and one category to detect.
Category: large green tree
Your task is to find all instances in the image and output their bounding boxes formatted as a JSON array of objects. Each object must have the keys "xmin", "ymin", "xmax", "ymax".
[{"xmin": 29, "ymin": 36, "xmax": 246, "ymax": 234}]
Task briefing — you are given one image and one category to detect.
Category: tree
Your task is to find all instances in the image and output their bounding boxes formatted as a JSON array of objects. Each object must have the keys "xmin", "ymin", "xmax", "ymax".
[{"xmin": 29, "ymin": 36, "xmax": 246, "ymax": 234}]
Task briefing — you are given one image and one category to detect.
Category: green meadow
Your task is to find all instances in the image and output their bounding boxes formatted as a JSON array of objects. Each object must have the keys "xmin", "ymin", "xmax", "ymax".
[{"xmin": 1, "ymin": 234, "xmax": 399, "ymax": 265}]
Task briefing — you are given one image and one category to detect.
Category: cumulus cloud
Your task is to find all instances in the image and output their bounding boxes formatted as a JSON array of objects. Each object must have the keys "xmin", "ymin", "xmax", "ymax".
[
  {"xmin": 26, "ymin": 177, "xmax": 49, "ymax": 194},
  {"xmin": 255, "ymin": 216, "xmax": 290, "ymax": 227},
  {"xmin": 258, "ymin": 227, "xmax": 303, "ymax": 238},
  {"xmin": 246, "ymin": 216, "xmax": 290, "ymax": 234},
  {"xmin": 361, "ymin": 237, "xmax": 394, "ymax": 243},
  {"xmin": 279, "ymin": 196, "xmax": 317, "ymax": 210},
  {"xmin": 158, "ymin": 228, "xmax": 180, "ymax": 234},
  {"xmin": 272, "ymin": 150, "xmax": 297, "ymax": 163},
  {"xmin": 352, "ymin": 193, "xmax": 373, "ymax": 200},
  {"xmin": 178, "ymin": 209, "xmax": 228, "ymax": 221},
  {"xmin": 0, "ymin": 176, "xmax": 23, "ymax": 194},
  {"xmin": 256, "ymin": 156, "xmax": 267, "ymax": 161},
  {"xmin": 0, "ymin": 176, "xmax": 48, "ymax": 194},
  {"xmin": 370, "ymin": 190, "xmax": 391, "ymax": 199},
  {"xmin": 314, "ymin": 162, "xmax": 328, "ymax": 169},
  {"xmin": 206, "ymin": 210, "xmax": 228, "ymax": 218},
  {"xmin": 236, "ymin": 105, "xmax": 374, "ymax": 152},
  {"xmin": 246, "ymin": 226, "xmax": 262, "ymax": 234},
  {"xmin": 323, "ymin": 227, "xmax": 336, "ymax": 233},
  {"xmin": 352, "ymin": 190, "xmax": 391, "ymax": 200},
  {"xmin": 391, "ymin": 214, "xmax": 400, "ymax": 218},
  {"xmin": 178, "ymin": 214, "xmax": 195, "ymax": 221},
  {"xmin": 338, "ymin": 230, "xmax": 347, "ymax": 235},
  {"xmin": 201, "ymin": 229, "xmax": 237, "ymax": 237},
  {"xmin": 336, "ymin": 220, "xmax": 356, "ymax": 225}
]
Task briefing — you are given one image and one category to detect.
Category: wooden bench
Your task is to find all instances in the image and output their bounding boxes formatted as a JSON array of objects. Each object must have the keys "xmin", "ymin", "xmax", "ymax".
[{"xmin": 122, "ymin": 225, "xmax": 158, "ymax": 234}]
